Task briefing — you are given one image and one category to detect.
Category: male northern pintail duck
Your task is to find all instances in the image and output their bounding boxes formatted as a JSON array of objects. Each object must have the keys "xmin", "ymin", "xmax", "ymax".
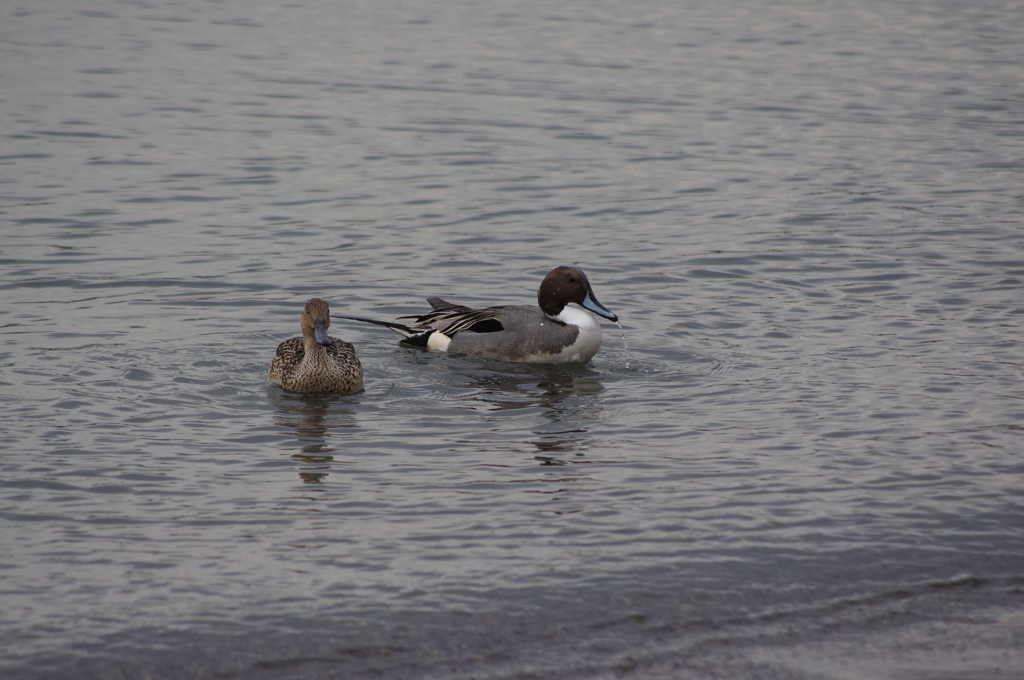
[
  {"xmin": 268, "ymin": 298, "xmax": 363, "ymax": 393},
  {"xmin": 338, "ymin": 266, "xmax": 618, "ymax": 364}
]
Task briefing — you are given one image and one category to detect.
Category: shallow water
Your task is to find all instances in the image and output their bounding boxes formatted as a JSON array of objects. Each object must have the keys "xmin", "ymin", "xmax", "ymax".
[{"xmin": 2, "ymin": 1, "xmax": 1024, "ymax": 678}]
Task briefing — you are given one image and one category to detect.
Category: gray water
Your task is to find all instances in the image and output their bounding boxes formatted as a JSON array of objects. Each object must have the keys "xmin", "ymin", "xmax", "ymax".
[{"xmin": 3, "ymin": 1, "xmax": 1024, "ymax": 678}]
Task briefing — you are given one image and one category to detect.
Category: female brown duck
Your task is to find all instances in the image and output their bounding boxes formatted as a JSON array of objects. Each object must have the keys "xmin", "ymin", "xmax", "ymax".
[{"xmin": 269, "ymin": 298, "xmax": 363, "ymax": 393}]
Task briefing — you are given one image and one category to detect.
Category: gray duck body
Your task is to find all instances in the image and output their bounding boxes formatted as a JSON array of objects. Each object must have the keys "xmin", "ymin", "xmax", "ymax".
[
  {"xmin": 337, "ymin": 266, "xmax": 618, "ymax": 365},
  {"xmin": 427, "ymin": 301, "xmax": 584, "ymax": 363}
]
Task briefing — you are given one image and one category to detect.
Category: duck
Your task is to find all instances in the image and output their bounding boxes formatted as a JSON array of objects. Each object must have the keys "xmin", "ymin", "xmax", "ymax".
[
  {"xmin": 268, "ymin": 298, "xmax": 363, "ymax": 393},
  {"xmin": 338, "ymin": 266, "xmax": 618, "ymax": 364}
]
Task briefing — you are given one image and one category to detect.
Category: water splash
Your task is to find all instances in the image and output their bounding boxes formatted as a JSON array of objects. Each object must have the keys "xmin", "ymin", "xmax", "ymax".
[{"xmin": 615, "ymin": 321, "xmax": 630, "ymax": 369}]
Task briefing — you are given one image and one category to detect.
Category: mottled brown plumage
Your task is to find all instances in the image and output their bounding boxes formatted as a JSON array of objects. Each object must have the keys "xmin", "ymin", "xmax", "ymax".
[{"xmin": 268, "ymin": 298, "xmax": 362, "ymax": 393}]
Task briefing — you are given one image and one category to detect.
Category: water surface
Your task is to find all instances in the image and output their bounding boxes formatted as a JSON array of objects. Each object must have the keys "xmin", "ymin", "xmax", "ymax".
[{"xmin": 2, "ymin": 1, "xmax": 1024, "ymax": 678}]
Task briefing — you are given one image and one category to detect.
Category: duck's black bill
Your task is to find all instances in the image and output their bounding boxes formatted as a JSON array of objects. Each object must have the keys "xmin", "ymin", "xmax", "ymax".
[{"xmin": 581, "ymin": 290, "xmax": 618, "ymax": 322}]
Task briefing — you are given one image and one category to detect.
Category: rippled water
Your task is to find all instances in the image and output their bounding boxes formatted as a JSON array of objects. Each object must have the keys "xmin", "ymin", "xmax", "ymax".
[{"xmin": 3, "ymin": 1, "xmax": 1024, "ymax": 678}]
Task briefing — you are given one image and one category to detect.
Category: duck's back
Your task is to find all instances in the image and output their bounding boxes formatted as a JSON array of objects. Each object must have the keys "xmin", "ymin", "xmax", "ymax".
[
  {"xmin": 446, "ymin": 305, "xmax": 586, "ymax": 363},
  {"xmin": 269, "ymin": 337, "xmax": 362, "ymax": 393}
]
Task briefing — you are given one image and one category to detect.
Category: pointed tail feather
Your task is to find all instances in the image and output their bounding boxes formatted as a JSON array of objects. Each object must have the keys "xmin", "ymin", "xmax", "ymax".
[{"xmin": 335, "ymin": 315, "xmax": 418, "ymax": 338}]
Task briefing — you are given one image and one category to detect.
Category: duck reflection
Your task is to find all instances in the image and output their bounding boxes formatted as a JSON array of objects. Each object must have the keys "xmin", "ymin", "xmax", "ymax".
[
  {"xmin": 446, "ymin": 364, "xmax": 603, "ymax": 409},
  {"xmin": 438, "ymin": 363, "xmax": 605, "ymax": 465},
  {"xmin": 533, "ymin": 430, "xmax": 590, "ymax": 466},
  {"xmin": 269, "ymin": 390, "xmax": 358, "ymax": 484}
]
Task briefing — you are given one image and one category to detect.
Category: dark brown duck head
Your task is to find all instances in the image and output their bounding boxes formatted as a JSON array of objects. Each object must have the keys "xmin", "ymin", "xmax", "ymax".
[{"xmin": 537, "ymin": 266, "xmax": 618, "ymax": 322}]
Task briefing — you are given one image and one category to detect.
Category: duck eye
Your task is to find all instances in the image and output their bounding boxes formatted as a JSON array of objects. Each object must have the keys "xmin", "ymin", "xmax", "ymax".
[{"xmin": 568, "ymin": 276, "xmax": 576, "ymax": 283}]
